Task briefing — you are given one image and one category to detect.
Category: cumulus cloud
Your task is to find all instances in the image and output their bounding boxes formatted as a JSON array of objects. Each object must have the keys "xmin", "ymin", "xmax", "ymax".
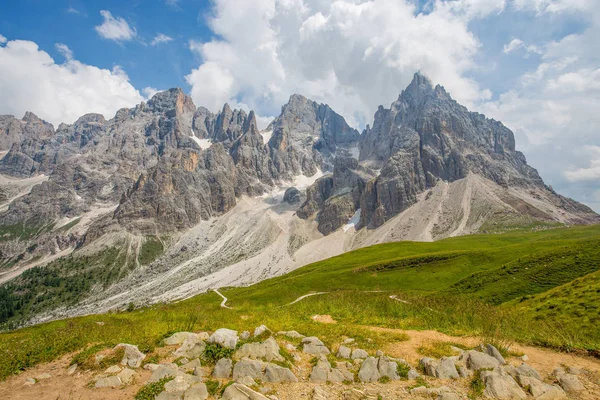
[
  {"xmin": 513, "ymin": 0, "xmax": 594, "ymax": 14},
  {"xmin": 0, "ymin": 34, "xmax": 6, "ymax": 44},
  {"xmin": 481, "ymin": 5, "xmax": 600, "ymax": 210},
  {"xmin": 0, "ymin": 38, "xmax": 143, "ymax": 127},
  {"xmin": 151, "ymin": 33, "xmax": 174, "ymax": 46},
  {"xmin": 503, "ymin": 38, "xmax": 542, "ymax": 55},
  {"xmin": 95, "ymin": 10, "xmax": 136, "ymax": 42},
  {"xmin": 185, "ymin": 0, "xmax": 501, "ymax": 128}
]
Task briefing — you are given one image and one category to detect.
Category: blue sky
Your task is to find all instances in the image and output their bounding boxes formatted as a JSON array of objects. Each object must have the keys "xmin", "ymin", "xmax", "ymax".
[
  {"xmin": 0, "ymin": 0, "xmax": 599, "ymax": 211},
  {"xmin": 0, "ymin": 0, "xmax": 213, "ymax": 91}
]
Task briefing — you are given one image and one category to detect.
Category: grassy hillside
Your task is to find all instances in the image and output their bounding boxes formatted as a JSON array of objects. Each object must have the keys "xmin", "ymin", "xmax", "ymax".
[{"xmin": 0, "ymin": 224, "xmax": 599, "ymax": 381}]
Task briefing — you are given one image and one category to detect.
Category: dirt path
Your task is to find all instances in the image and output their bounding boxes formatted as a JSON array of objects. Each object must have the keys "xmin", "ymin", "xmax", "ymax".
[
  {"xmin": 283, "ymin": 292, "xmax": 328, "ymax": 306},
  {"xmin": 213, "ymin": 289, "xmax": 232, "ymax": 309}
]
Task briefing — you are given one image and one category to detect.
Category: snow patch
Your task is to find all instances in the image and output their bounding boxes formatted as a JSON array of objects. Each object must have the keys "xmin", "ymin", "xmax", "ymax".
[
  {"xmin": 293, "ymin": 169, "xmax": 326, "ymax": 190},
  {"xmin": 190, "ymin": 134, "xmax": 212, "ymax": 150},
  {"xmin": 343, "ymin": 209, "xmax": 361, "ymax": 232},
  {"xmin": 261, "ymin": 130, "xmax": 273, "ymax": 143}
]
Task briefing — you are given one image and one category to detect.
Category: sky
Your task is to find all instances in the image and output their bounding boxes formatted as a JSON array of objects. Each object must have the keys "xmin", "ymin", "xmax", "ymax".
[{"xmin": 0, "ymin": 0, "xmax": 599, "ymax": 211}]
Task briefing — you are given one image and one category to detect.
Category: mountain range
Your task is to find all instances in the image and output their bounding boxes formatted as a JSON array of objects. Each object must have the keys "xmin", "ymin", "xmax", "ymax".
[{"xmin": 0, "ymin": 72, "xmax": 597, "ymax": 326}]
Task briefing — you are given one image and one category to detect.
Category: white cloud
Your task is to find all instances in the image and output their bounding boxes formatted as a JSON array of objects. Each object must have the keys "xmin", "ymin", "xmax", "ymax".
[
  {"xmin": 0, "ymin": 34, "xmax": 6, "ymax": 44},
  {"xmin": 165, "ymin": 0, "xmax": 180, "ymax": 7},
  {"xmin": 142, "ymin": 87, "xmax": 160, "ymax": 100},
  {"xmin": 513, "ymin": 0, "xmax": 594, "ymax": 14},
  {"xmin": 185, "ymin": 0, "xmax": 503, "ymax": 128},
  {"xmin": 95, "ymin": 10, "xmax": 136, "ymax": 42},
  {"xmin": 151, "ymin": 33, "xmax": 174, "ymax": 46},
  {"xmin": 0, "ymin": 38, "xmax": 144, "ymax": 127},
  {"xmin": 564, "ymin": 146, "xmax": 600, "ymax": 182},
  {"xmin": 503, "ymin": 38, "xmax": 542, "ymax": 55},
  {"xmin": 66, "ymin": 7, "xmax": 80, "ymax": 15},
  {"xmin": 55, "ymin": 43, "xmax": 73, "ymax": 60}
]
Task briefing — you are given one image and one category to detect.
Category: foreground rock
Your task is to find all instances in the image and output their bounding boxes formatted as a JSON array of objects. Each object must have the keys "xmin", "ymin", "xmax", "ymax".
[{"xmin": 222, "ymin": 383, "xmax": 269, "ymax": 400}]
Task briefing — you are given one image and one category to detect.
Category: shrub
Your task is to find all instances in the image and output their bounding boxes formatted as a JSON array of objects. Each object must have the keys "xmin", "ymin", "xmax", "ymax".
[
  {"xmin": 135, "ymin": 377, "xmax": 172, "ymax": 400},
  {"xmin": 203, "ymin": 343, "xmax": 234, "ymax": 365}
]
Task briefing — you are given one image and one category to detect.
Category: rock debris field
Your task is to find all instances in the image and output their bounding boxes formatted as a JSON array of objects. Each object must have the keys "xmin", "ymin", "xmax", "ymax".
[{"xmin": 2, "ymin": 325, "xmax": 599, "ymax": 400}]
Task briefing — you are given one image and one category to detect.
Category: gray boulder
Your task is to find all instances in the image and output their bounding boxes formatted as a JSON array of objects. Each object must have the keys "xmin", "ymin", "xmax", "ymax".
[
  {"xmin": 557, "ymin": 373, "xmax": 585, "ymax": 393},
  {"xmin": 253, "ymin": 325, "xmax": 270, "ymax": 337},
  {"xmin": 174, "ymin": 337, "xmax": 206, "ymax": 359},
  {"xmin": 283, "ymin": 187, "xmax": 302, "ymax": 204},
  {"xmin": 337, "ymin": 345, "xmax": 352, "ymax": 359},
  {"xmin": 485, "ymin": 344, "xmax": 506, "ymax": 365},
  {"xmin": 481, "ymin": 369, "xmax": 526, "ymax": 400},
  {"xmin": 351, "ymin": 348, "xmax": 368, "ymax": 359},
  {"xmin": 358, "ymin": 357, "xmax": 380, "ymax": 382},
  {"xmin": 114, "ymin": 344, "xmax": 145, "ymax": 368},
  {"xmin": 235, "ymin": 337, "xmax": 283, "ymax": 362},
  {"xmin": 263, "ymin": 364, "xmax": 297, "ymax": 383},
  {"xmin": 208, "ymin": 328, "xmax": 239, "ymax": 349},
  {"xmin": 221, "ymin": 383, "xmax": 269, "ymax": 400},
  {"xmin": 95, "ymin": 376, "xmax": 122, "ymax": 388},
  {"xmin": 184, "ymin": 384, "xmax": 209, "ymax": 400},
  {"xmin": 232, "ymin": 358, "xmax": 264, "ymax": 380},
  {"xmin": 117, "ymin": 368, "xmax": 136, "ymax": 384},
  {"xmin": 164, "ymin": 332, "xmax": 203, "ymax": 346},
  {"xmin": 464, "ymin": 350, "xmax": 500, "ymax": 371},
  {"xmin": 421, "ymin": 357, "xmax": 459, "ymax": 379},
  {"xmin": 212, "ymin": 358, "xmax": 233, "ymax": 378}
]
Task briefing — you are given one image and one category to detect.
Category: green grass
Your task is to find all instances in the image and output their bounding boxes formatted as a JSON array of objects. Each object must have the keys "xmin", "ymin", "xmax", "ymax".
[
  {"xmin": 0, "ymin": 225, "xmax": 599, "ymax": 381},
  {"xmin": 138, "ymin": 236, "xmax": 164, "ymax": 265},
  {"xmin": 135, "ymin": 377, "xmax": 172, "ymax": 400}
]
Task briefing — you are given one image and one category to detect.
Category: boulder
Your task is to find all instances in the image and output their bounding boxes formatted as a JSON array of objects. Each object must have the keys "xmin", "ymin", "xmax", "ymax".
[
  {"xmin": 464, "ymin": 350, "xmax": 500, "ymax": 371},
  {"xmin": 165, "ymin": 376, "xmax": 191, "ymax": 393},
  {"xmin": 351, "ymin": 349, "xmax": 368, "ymax": 359},
  {"xmin": 232, "ymin": 358, "xmax": 264, "ymax": 380},
  {"xmin": 95, "ymin": 376, "xmax": 122, "ymax": 388},
  {"xmin": 358, "ymin": 357, "xmax": 380, "ymax": 382},
  {"xmin": 144, "ymin": 363, "xmax": 160, "ymax": 371},
  {"xmin": 264, "ymin": 364, "xmax": 297, "ymax": 383},
  {"xmin": 117, "ymin": 368, "xmax": 136, "ymax": 384},
  {"xmin": 237, "ymin": 376, "xmax": 257, "ymax": 386},
  {"xmin": 105, "ymin": 365, "xmax": 122, "ymax": 374},
  {"xmin": 149, "ymin": 364, "xmax": 180, "ymax": 382},
  {"xmin": 408, "ymin": 369, "xmax": 421, "ymax": 380},
  {"xmin": 181, "ymin": 358, "xmax": 201, "ymax": 372},
  {"xmin": 277, "ymin": 331, "xmax": 305, "ymax": 339},
  {"xmin": 517, "ymin": 376, "xmax": 566, "ymax": 399},
  {"xmin": 557, "ymin": 373, "xmax": 585, "ymax": 393},
  {"xmin": 213, "ymin": 358, "xmax": 233, "ymax": 378},
  {"xmin": 378, "ymin": 357, "xmax": 400, "ymax": 380},
  {"xmin": 437, "ymin": 394, "xmax": 460, "ymax": 400},
  {"xmin": 184, "ymin": 384, "xmax": 209, "ymax": 400},
  {"xmin": 421, "ymin": 357, "xmax": 459, "ymax": 379},
  {"xmin": 485, "ymin": 344, "xmax": 506, "ymax": 365},
  {"xmin": 309, "ymin": 358, "xmax": 331, "ymax": 383},
  {"xmin": 236, "ymin": 337, "xmax": 284, "ymax": 362},
  {"xmin": 303, "ymin": 343, "xmax": 330, "ymax": 355},
  {"xmin": 337, "ymin": 345, "xmax": 352, "ymax": 359},
  {"xmin": 164, "ymin": 332, "xmax": 201, "ymax": 346},
  {"xmin": 114, "ymin": 344, "xmax": 146, "ymax": 368},
  {"xmin": 156, "ymin": 392, "xmax": 181, "ymax": 400},
  {"xmin": 221, "ymin": 383, "xmax": 269, "ymax": 400},
  {"xmin": 208, "ymin": 328, "xmax": 239, "ymax": 349},
  {"xmin": 481, "ymin": 370, "xmax": 526, "ymax": 400},
  {"xmin": 283, "ymin": 187, "xmax": 302, "ymax": 204},
  {"xmin": 174, "ymin": 337, "xmax": 206, "ymax": 359},
  {"xmin": 514, "ymin": 363, "xmax": 542, "ymax": 380},
  {"xmin": 254, "ymin": 325, "xmax": 270, "ymax": 337}
]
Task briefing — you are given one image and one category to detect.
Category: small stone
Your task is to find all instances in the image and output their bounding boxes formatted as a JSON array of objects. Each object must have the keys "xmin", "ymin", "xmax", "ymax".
[
  {"xmin": 303, "ymin": 343, "xmax": 330, "ymax": 355},
  {"xmin": 94, "ymin": 376, "xmax": 122, "ymax": 388},
  {"xmin": 312, "ymin": 386, "xmax": 329, "ymax": 400},
  {"xmin": 24, "ymin": 377, "xmax": 36, "ymax": 386},
  {"xmin": 156, "ymin": 392, "xmax": 182, "ymax": 400},
  {"xmin": 240, "ymin": 331, "xmax": 251, "ymax": 341},
  {"xmin": 144, "ymin": 363, "xmax": 160, "ymax": 371},
  {"xmin": 342, "ymin": 338, "xmax": 355, "ymax": 344},
  {"xmin": 277, "ymin": 331, "xmax": 305, "ymax": 339},
  {"xmin": 285, "ymin": 343, "xmax": 296, "ymax": 352},
  {"xmin": 408, "ymin": 369, "xmax": 420, "ymax": 380},
  {"xmin": 520, "ymin": 355, "xmax": 529, "ymax": 362},
  {"xmin": 181, "ymin": 358, "xmax": 201, "ymax": 372},
  {"xmin": 35, "ymin": 373, "xmax": 51, "ymax": 380},
  {"xmin": 164, "ymin": 332, "xmax": 201, "ymax": 346},
  {"xmin": 66, "ymin": 364, "xmax": 77, "ymax": 375},
  {"xmin": 567, "ymin": 366, "xmax": 584, "ymax": 375},
  {"xmin": 437, "ymin": 394, "xmax": 460, "ymax": 400}
]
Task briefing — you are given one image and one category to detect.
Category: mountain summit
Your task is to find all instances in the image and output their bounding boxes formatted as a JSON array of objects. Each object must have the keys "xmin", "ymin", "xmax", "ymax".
[{"xmin": 0, "ymin": 73, "xmax": 597, "ymax": 325}]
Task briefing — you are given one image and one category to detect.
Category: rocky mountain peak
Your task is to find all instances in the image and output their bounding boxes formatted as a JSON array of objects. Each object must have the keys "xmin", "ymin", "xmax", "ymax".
[{"xmin": 147, "ymin": 88, "xmax": 196, "ymax": 116}]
